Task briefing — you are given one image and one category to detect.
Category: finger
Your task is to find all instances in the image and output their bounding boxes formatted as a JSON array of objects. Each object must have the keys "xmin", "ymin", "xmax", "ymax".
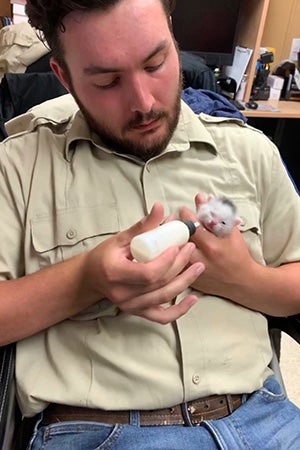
[
  {"xmin": 120, "ymin": 262, "xmax": 204, "ymax": 312},
  {"xmin": 155, "ymin": 242, "xmax": 198, "ymax": 281},
  {"xmin": 104, "ymin": 244, "xmax": 189, "ymax": 305},
  {"xmin": 178, "ymin": 205, "xmax": 198, "ymax": 223},
  {"xmin": 178, "ymin": 207, "xmax": 215, "ymax": 245},
  {"xmin": 116, "ymin": 202, "xmax": 165, "ymax": 246},
  {"xmin": 163, "ymin": 213, "xmax": 176, "ymax": 224},
  {"xmin": 124, "ymin": 241, "xmax": 197, "ymax": 291},
  {"xmin": 135, "ymin": 294, "xmax": 198, "ymax": 324},
  {"xmin": 195, "ymin": 192, "xmax": 207, "ymax": 209}
]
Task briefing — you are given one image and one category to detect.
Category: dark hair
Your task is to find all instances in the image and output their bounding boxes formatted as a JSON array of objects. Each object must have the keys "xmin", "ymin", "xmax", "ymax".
[{"xmin": 26, "ymin": 0, "xmax": 176, "ymax": 65}]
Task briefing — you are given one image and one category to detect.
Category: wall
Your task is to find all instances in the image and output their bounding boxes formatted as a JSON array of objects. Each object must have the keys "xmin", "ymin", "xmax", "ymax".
[
  {"xmin": 0, "ymin": 0, "xmax": 12, "ymax": 17},
  {"xmin": 258, "ymin": 0, "xmax": 300, "ymax": 190},
  {"xmin": 262, "ymin": 0, "xmax": 300, "ymax": 69}
]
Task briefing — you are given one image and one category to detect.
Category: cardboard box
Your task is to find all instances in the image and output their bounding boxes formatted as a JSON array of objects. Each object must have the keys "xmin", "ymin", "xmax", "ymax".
[
  {"xmin": 267, "ymin": 75, "xmax": 284, "ymax": 90},
  {"xmin": 11, "ymin": 1, "xmax": 27, "ymax": 23},
  {"xmin": 269, "ymin": 87, "xmax": 281, "ymax": 100},
  {"xmin": 10, "ymin": 0, "xmax": 26, "ymax": 5}
]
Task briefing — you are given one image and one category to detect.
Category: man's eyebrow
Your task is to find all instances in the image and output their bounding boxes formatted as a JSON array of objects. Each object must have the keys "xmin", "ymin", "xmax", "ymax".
[
  {"xmin": 143, "ymin": 39, "xmax": 168, "ymax": 64},
  {"xmin": 83, "ymin": 40, "xmax": 168, "ymax": 75}
]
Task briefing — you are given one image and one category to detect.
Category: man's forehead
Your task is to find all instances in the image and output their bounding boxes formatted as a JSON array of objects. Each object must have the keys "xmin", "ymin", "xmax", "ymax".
[
  {"xmin": 82, "ymin": 39, "xmax": 169, "ymax": 75},
  {"xmin": 60, "ymin": 0, "xmax": 170, "ymax": 65},
  {"xmin": 61, "ymin": 0, "xmax": 166, "ymax": 29}
]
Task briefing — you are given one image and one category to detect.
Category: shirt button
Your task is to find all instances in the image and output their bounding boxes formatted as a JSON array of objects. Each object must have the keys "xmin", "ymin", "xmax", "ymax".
[
  {"xmin": 66, "ymin": 228, "xmax": 77, "ymax": 240},
  {"xmin": 192, "ymin": 373, "xmax": 200, "ymax": 385}
]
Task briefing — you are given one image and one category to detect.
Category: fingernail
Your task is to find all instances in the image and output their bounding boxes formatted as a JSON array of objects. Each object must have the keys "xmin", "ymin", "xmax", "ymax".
[
  {"xmin": 188, "ymin": 296, "xmax": 198, "ymax": 307},
  {"xmin": 195, "ymin": 263, "xmax": 205, "ymax": 275},
  {"xmin": 186, "ymin": 242, "xmax": 195, "ymax": 252}
]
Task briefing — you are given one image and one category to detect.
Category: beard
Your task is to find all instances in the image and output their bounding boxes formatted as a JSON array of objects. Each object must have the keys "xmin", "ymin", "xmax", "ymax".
[{"xmin": 67, "ymin": 75, "xmax": 182, "ymax": 162}]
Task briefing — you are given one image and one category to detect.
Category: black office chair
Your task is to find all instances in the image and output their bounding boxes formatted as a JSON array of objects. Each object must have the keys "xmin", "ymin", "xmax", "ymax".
[
  {"xmin": 0, "ymin": 81, "xmax": 299, "ymax": 450},
  {"xmin": 0, "ymin": 314, "xmax": 299, "ymax": 449},
  {"xmin": 0, "ymin": 343, "xmax": 15, "ymax": 449}
]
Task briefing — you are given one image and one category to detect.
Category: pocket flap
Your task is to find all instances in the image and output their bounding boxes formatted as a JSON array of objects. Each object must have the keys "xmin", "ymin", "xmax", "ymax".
[
  {"xmin": 31, "ymin": 204, "xmax": 119, "ymax": 253},
  {"xmin": 234, "ymin": 200, "xmax": 261, "ymax": 234}
]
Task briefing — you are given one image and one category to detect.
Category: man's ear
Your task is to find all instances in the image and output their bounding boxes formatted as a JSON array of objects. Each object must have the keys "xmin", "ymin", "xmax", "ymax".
[{"xmin": 50, "ymin": 57, "xmax": 70, "ymax": 92}]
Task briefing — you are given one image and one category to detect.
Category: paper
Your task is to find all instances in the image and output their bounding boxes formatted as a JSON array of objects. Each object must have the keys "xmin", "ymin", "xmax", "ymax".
[
  {"xmin": 289, "ymin": 38, "xmax": 300, "ymax": 62},
  {"xmin": 223, "ymin": 46, "xmax": 253, "ymax": 92},
  {"xmin": 294, "ymin": 68, "xmax": 300, "ymax": 91},
  {"xmin": 256, "ymin": 104, "xmax": 279, "ymax": 112}
]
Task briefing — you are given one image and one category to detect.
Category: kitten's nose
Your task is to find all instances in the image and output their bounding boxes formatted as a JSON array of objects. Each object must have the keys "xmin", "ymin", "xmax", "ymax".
[{"xmin": 208, "ymin": 219, "xmax": 217, "ymax": 229}]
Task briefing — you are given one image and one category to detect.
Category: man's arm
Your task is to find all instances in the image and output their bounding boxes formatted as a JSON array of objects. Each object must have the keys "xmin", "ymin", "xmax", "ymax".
[{"xmin": 0, "ymin": 203, "xmax": 204, "ymax": 346}]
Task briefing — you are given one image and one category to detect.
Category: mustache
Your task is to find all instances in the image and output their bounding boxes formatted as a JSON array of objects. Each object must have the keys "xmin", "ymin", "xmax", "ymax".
[{"xmin": 126, "ymin": 110, "xmax": 167, "ymax": 129}]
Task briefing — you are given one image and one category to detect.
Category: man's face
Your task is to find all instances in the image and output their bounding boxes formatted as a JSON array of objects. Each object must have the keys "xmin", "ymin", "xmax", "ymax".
[{"xmin": 52, "ymin": 0, "xmax": 182, "ymax": 160}]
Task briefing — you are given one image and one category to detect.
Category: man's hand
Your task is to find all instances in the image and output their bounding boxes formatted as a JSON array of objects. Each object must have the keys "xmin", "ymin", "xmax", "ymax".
[
  {"xmin": 178, "ymin": 202, "xmax": 256, "ymax": 300},
  {"xmin": 83, "ymin": 203, "xmax": 205, "ymax": 324},
  {"xmin": 178, "ymin": 198, "xmax": 300, "ymax": 317}
]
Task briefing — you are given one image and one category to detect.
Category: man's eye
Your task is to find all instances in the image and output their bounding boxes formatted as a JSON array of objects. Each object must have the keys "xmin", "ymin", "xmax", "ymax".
[
  {"xmin": 145, "ymin": 61, "xmax": 164, "ymax": 72},
  {"xmin": 95, "ymin": 77, "xmax": 120, "ymax": 90}
]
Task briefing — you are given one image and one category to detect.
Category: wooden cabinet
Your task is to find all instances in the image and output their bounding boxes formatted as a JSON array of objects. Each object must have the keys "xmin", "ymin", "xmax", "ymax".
[
  {"xmin": 0, "ymin": 0, "xmax": 12, "ymax": 18},
  {"xmin": 235, "ymin": 0, "xmax": 271, "ymax": 101},
  {"xmin": 262, "ymin": 0, "xmax": 300, "ymax": 69},
  {"xmin": 235, "ymin": 0, "xmax": 300, "ymax": 101}
]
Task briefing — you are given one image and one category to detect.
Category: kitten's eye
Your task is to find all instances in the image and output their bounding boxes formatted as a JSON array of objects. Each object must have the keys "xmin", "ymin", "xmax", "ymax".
[{"xmin": 221, "ymin": 221, "xmax": 226, "ymax": 225}]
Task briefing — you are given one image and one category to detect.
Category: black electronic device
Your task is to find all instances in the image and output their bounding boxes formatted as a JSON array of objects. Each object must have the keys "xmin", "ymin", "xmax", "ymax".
[
  {"xmin": 274, "ymin": 61, "xmax": 300, "ymax": 100},
  {"xmin": 251, "ymin": 85, "xmax": 270, "ymax": 101},
  {"xmin": 171, "ymin": 0, "xmax": 243, "ymax": 67},
  {"xmin": 216, "ymin": 77, "xmax": 245, "ymax": 109},
  {"xmin": 251, "ymin": 51, "xmax": 274, "ymax": 100},
  {"xmin": 245, "ymin": 100, "xmax": 258, "ymax": 110},
  {"xmin": 230, "ymin": 99, "xmax": 245, "ymax": 111},
  {"xmin": 217, "ymin": 77, "xmax": 237, "ymax": 99}
]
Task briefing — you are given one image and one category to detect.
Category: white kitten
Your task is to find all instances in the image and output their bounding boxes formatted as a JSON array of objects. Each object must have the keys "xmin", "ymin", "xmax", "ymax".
[{"xmin": 196, "ymin": 195, "xmax": 241, "ymax": 237}]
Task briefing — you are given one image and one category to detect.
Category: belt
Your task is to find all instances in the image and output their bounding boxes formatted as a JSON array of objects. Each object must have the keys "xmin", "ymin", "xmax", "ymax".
[{"xmin": 42, "ymin": 394, "xmax": 246, "ymax": 427}]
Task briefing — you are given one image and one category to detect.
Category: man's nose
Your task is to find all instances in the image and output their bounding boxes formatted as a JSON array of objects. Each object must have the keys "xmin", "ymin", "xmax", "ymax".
[{"xmin": 128, "ymin": 74, "xmax": 155, "ymax": 114}]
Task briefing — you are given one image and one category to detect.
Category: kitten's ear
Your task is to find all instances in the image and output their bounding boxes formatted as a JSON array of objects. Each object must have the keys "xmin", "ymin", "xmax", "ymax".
[
  {"xmin": 207, "ymin": 194, "xmax": 215, "ymax": 202},
  {"xmin": 234, "ymin": 216, "xmax": 242, "ymax": 227}
]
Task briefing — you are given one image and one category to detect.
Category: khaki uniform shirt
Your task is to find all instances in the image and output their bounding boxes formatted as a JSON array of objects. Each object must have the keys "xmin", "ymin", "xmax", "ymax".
[
  {"xmin": 0, "ymin": 22, "xmax": 49, "ymax": 81},
  {"xmin": 1, "ymin": 97, "xmax": 300, "ymax": 417}
]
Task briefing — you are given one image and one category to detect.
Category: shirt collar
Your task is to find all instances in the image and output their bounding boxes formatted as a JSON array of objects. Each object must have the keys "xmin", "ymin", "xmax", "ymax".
[
  {"xmin": 165, "ymin": 101, "xmax": 218, "ymax": 154},
  {"xmin": 65, "ymin": 110, "xmax": 92, "ymax": 161},
  {"xmin": 64, "ymin": 100, "xmax": 218, "ymax": 161}
]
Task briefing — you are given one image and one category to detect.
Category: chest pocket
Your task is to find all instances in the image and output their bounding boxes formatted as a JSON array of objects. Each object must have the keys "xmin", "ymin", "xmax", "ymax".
[
  {"xmin": 31, "ymin": 204, "xmax": 120, "ymax": 269},
  {"xmin": 234, "ymin": 199, "xmax": 265, "ymax": 265}
]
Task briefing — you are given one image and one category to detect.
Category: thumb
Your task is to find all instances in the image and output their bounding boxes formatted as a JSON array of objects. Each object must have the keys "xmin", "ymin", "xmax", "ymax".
[
  {"xmin": 117, "ymin": 202, "xmax": 165, "ymax": 245},
  {"xmin": 195, "ymin": 192, "xmax": 207, "ymax": 210},
  {"xmin": 178, "ymin": 206, "xmax": 198, "ymax": 223}
]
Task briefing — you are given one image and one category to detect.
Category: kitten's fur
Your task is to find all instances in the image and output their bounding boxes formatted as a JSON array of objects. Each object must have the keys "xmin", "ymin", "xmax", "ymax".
[{"xmin": 196, "ymin": 195, "xmax": 241, "ymax": 237}]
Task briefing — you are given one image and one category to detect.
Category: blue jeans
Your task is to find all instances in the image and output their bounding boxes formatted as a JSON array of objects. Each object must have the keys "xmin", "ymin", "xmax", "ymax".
[{"xmin": 28, "ymin": 376, "xmax": 300, "ymax": 450}]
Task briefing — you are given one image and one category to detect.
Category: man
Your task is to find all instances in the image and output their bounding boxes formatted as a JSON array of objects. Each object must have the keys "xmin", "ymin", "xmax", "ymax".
[{"xmin": 0, "ymin": 0, "xmax": 300, "ymax": 448}]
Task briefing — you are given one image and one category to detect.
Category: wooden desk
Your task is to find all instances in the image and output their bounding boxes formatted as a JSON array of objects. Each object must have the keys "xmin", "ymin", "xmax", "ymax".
[
  {"xmin": 243, "ymin": 100, "xmax": 300, "ymax": 150},
  {"xmin": 243, "ymin": 100, "xmax": 300, "ymax": 190},
  {"xmin": 243, "ymin": 100, "xmax": 300, "ymax": 119}
]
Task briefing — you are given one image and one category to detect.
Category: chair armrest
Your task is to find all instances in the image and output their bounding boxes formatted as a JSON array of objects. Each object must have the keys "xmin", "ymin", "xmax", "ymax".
[
  {"xmin": 267, "ymin": 314, "xmax": 300, "ymax": 344},
  {"xmin": 0, "ymin": 343, "xmax": 15, "ymax": 447}
]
